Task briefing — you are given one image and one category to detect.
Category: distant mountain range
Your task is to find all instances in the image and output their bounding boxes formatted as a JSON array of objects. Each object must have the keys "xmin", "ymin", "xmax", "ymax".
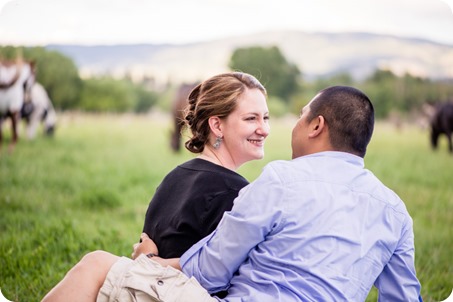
[{"xmin": 46, "ymin": 30, "xmax": 453, "ymax": 84}]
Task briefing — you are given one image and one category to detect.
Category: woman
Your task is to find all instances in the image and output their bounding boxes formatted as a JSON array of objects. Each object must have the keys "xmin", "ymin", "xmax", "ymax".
[
  {"xmin": 142, "ymin": 72, "xmax": 269, "ymax": 258},
  {"xmin": 42, "ymin": 71, "xmax": 270, "ymax": 301}
]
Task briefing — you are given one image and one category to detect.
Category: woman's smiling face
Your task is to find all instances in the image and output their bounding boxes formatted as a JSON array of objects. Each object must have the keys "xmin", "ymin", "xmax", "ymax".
[{"xmin": 221, "ymin": 88, "xmax": 270, "ymax": 168}]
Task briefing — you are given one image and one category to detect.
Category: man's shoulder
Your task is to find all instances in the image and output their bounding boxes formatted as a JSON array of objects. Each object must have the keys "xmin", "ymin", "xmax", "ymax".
[
  {"xmin": 259, "ymin": 159, "xmax": 304, "ymax": 184},
  {"xmin": 262, "ymin": 159, "xmax": 292, "ymax": 174}
]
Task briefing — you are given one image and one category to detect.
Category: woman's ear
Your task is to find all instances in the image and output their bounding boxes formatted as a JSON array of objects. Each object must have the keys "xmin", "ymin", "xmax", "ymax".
[
  {"xmin": 308, "ymin": 115, "xmax": 326, "ymax": 138},
  {"xmin": 208, "ymin": 116, "xmax": 223, "ymax": 137}
]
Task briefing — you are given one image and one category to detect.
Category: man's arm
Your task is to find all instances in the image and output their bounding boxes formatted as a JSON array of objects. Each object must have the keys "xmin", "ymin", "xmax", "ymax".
[
  {"xmin": 374, "ymin": 219, "xmax": 421, "ymax": 301},
  {"xmin": 180, "ymin": 164, "xmax": 286, "ymax": 293}
]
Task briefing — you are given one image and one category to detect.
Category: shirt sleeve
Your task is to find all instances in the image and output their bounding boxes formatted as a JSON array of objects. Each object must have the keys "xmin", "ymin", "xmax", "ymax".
[
  {"xmin": 374, "ymin": 216, "xmax": 421, "ymax": 301},
  {"xmin": 180, "ymin": 164, "xmax": 286, "ymax": 293}
]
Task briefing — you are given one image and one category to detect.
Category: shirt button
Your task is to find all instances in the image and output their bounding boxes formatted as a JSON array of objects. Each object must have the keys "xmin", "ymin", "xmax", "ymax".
[{"xmin": 157, "ymin": 280, "xmax": 164, "ymax": 286}]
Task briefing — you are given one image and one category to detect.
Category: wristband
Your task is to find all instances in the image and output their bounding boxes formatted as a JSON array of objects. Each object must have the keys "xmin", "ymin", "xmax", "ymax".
[{"xmin": 146, "ymin": 253, "xmax": 158, "ymax": 258}]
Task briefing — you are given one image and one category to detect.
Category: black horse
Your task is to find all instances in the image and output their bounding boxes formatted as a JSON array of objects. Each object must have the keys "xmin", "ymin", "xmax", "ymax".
[{"xmin": 430, "ymin": 102, "xmax": 453, "ymax": 154}]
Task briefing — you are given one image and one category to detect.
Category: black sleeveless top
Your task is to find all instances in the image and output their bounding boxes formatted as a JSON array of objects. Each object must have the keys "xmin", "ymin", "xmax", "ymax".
[{"xmin": 142, "ymin": 158, "xmax": 249, "ymax": 258}]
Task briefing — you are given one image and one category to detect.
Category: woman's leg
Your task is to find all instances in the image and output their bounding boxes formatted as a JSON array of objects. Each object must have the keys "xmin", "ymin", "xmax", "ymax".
[{"xmin": 41, "ymin": 250, "xmax": 119, "ymax": 302}]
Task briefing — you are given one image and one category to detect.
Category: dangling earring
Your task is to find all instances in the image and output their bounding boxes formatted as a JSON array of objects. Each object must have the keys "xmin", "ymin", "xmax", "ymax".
[{"xmin": 213, "ymin": 136, "xmax": 222, "ymax": 149}]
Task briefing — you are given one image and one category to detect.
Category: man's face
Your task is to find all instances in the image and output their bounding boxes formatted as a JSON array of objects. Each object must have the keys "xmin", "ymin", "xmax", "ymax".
[{"xmin": 291, "ymin": 102, "xmax": 312, "ymax": 159}]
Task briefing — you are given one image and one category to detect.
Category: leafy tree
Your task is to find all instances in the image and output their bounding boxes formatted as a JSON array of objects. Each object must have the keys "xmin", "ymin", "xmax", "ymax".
[
  {"xmin": 362, "ymin": 69, "xmax": 453, "ymax": 117},
  {"xmin": 362, "ymin": 69, "xmax": 399, "ymax": 118},
  {"xmin": 0, "ymin": 45, "xmax": 19, "ymax": 58},
  {"xmin": 29, "ymin": 48, "xmax": 82, "ymax": 110},
  {"xmin": 312, "ymin": 72, "xmax": 354, "ymax": 92},
  {"xmin": 229, "ymin": 46, "xmax": 301, "ymax": 102},
  {"xmin": 79, "ymin": 77, "xmax": 158, "ymax": 113},
  {"xmin": 132, "ymin": 84, "xmax": 158, "ymax": 113},
  {"xmin": 79, "ymin": 77, "xmax": 135, "ymax": 112},
  {"xmin": 399, "ymin": 73, "xmax": 430, "ymax": 111}
]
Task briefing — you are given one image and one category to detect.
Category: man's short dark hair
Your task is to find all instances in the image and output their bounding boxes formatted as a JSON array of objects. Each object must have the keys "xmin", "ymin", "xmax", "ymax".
[{"xmin": 308, "ymin": 86, "xmax": 374, "ymax": 157}]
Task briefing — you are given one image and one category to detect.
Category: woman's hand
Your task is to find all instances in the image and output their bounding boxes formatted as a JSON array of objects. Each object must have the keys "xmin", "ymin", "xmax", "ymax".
[{"xmin": 131, "ymin": 233, "xmax": 159, "ymax": 260}]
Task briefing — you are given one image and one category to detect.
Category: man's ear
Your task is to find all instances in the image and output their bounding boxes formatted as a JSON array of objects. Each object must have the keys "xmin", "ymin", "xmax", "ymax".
[
  {"xmin": 208, "ymin": 116, "xmax": 223, "ymax": 137},
  {"xmin": 308, "ymin": 115, "xmax": 326, "ymax": 138}
]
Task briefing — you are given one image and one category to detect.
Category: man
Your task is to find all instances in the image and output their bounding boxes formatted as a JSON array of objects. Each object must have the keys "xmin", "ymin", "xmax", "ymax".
[{"xmin": 43, "ymin": 86, "xmax": 422, "ymax": 302}]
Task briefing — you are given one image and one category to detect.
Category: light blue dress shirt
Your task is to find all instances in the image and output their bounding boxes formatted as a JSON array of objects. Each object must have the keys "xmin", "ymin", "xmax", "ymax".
[{"xmin": 180, "ymin": 151, "xmax": 421, "ymax": 301}]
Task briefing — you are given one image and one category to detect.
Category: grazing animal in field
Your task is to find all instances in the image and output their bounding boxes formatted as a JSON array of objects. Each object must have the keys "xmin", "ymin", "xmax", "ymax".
[
  {"xmin": 0, "ymin": 60, "xmax": 35, "ymax": 151},
  {"xmin": 430, "ymin": 102, "xmax": 453, "ymax": 154},
  {"xmin": 170, "ymin": 82, "xmax": 198, "ymax": 152},
  {"xmin": 21, "ymin": 82, "xmax": 57, "ymax": 139}
]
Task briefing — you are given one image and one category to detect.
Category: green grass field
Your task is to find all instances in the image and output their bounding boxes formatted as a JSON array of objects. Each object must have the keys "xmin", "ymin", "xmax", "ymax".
[{"xmin": 1, "ymin": 112, "xmax": 452, "ymax": 301}]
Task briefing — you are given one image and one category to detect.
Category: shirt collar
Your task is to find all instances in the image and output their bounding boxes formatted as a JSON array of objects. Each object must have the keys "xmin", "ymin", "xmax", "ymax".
[{"xmin": 294, "ymin": 151, "xmax": 365, "ymax": 168}]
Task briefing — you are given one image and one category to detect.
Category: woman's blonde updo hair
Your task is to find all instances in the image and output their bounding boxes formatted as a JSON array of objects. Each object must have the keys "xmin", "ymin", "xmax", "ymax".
[{"xmin": 184, "ymin": 72, "xmax": 266, "ymax": 153}]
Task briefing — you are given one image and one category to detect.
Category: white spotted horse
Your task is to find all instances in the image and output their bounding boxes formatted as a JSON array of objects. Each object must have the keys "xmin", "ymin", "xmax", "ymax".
[
  {"xmin": 0, "ymin": 59, "xmax": 36, "ymax": 152},
  {"xmin": 170, "ymin": 82, "xmax": 198, "ymax": 152},
  {"xmin": 21, "ymin": 82, "xmax": 57, "ymax": 140}
]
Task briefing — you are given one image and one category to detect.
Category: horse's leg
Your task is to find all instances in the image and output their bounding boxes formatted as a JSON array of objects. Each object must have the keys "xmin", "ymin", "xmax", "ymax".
[
  {"xmin": 27, "ymin": 109, "xmax": 40, "ymax": 140},
  {"xmin": 171, "ymin": 115, "xmax": 184, "ymax": 152},
  {"xmin": 447, "ymin": 131, "xmax": 453, "ymax": 154},
  {"xmin": 175, "ymin": 119, "xmax": 184, "ymax": 151},
  {"xmin": 170, "ymin": 115, "xmax": 179, "ymax": 152},
  {"xmin": 0, "ymin": 118, "xmax": 3, "ymax": 151},
  {"xmin": 9, "ymin": 111, "xmax": 20, "ymax": 152},
  {"xmin": 430, "ymin": 128, "xmax": 439, "ymax": 150}
]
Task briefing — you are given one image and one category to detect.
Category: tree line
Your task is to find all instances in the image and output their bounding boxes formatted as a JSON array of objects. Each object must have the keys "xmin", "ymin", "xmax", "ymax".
[
  {"xmin": 229, "ymin": 46, "xmax": 453, "ymax": 119},
  {"xmin": 0, "ymin": 46, "xmax": 157, "ymax": 113},
  {"xmin": 1, "ymin": 45, "xmax": 452, "ymax": 119}
]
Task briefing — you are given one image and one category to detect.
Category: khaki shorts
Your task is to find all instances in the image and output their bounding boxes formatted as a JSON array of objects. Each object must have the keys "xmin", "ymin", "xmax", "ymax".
[{"xmin": 97, "ymin": 254, "xmax": 218, "ymax": 302}]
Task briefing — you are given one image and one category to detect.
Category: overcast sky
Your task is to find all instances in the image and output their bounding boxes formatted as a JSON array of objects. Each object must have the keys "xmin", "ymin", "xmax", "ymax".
[{"xmin": 0, "ymin": 0, "xmax": 452, "ymax": 46}]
